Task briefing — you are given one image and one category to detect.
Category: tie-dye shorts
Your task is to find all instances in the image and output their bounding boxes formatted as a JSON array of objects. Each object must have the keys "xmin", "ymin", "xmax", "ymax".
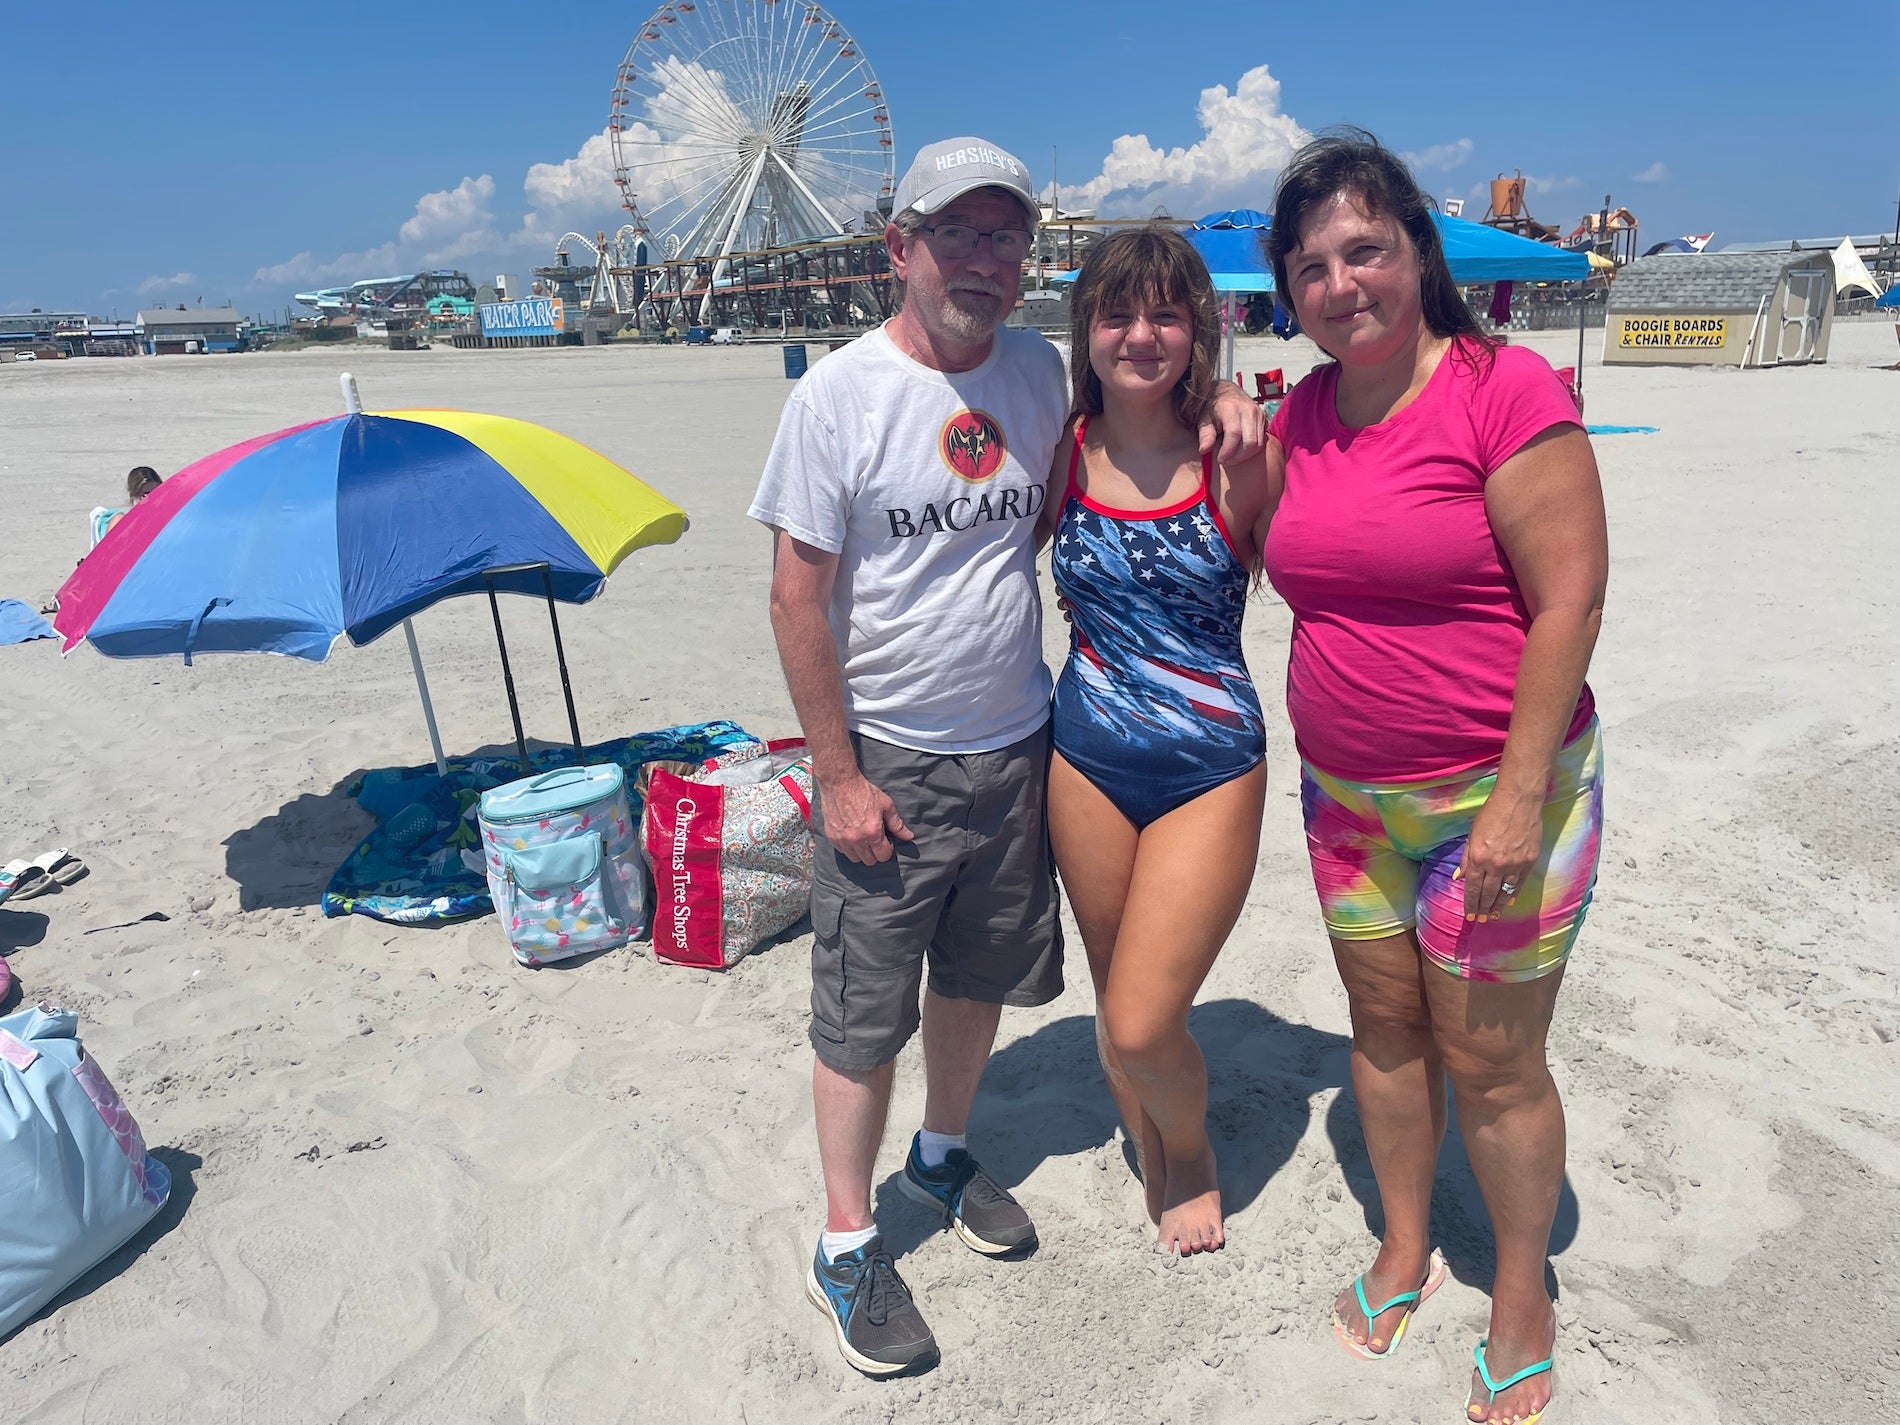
[{"xmin": 1300, "ymin": 721, "xmax": 1604, "ymax": 982}]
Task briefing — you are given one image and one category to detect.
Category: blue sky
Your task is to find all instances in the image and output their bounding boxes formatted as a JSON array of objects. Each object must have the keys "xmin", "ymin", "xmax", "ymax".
[{"xmin": 2, "ymin": 1, "xmax": 1894, "ymax": 317}]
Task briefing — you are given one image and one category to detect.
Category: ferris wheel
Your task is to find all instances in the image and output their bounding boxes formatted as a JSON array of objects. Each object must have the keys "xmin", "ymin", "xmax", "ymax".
[{"xmin": 608, "ymin": 1, "xmax": 895, "ymax": 268}]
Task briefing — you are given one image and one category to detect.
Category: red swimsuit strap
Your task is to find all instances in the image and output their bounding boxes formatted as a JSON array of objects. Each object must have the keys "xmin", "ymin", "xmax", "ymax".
[{"xmin": 1067, "ymin": 414, "xmax": 1088, "ymax": 485}]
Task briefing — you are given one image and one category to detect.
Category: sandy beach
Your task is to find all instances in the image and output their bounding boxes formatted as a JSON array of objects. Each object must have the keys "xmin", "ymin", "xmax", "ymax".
[{"xmin": 1, "ymin": 324, "xmax": 1896, "ymax": 1424}]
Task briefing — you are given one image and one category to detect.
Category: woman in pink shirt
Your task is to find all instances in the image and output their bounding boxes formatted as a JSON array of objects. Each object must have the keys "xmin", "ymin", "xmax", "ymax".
[{"xmin": 1262, "ymin": 133, "xmax": 1607, "ymax": 1425}]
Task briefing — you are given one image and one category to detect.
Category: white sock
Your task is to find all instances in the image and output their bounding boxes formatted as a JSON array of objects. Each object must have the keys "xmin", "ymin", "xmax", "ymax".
[
  {"xmin": 820, "ymin": 1225, "xmax": 878, "ymax": 1263},
  {"xmin": 917, "ymin": 1128, "xmax": 966, "ymax": 1169}
]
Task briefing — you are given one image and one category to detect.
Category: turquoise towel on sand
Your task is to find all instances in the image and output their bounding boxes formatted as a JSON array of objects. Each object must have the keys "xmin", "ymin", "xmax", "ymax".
[
  {"xmin": 321, "ymin": 721, "xmax": 760, "ymax": 925},
  {"xmin": 0, "ymin": 600, "xmax": 55, "ymax": 645}
]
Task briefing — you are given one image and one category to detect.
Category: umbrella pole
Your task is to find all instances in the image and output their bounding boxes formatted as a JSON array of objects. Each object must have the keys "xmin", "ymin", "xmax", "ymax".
[
  {"xmin": 485, "ymin": 579, "xmax": 534, "ymax": 776},
  {"xmin": 1224, "ymin": 294, "xmax": 1238, "ymax": 387},
  {"xmin": 404, "ymin": 620, "xmax": 450, "ymax": 778},
  {"xmin": 1576, "ymin": 286, "xmax": 1586, "ymax": 403},
  {"xmin": 538, "ymin": 564, "xmax": 585, "ymax": 764}
]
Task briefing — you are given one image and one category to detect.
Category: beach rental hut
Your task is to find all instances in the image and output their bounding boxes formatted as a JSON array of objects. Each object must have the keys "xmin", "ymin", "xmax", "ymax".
[{"xmin": 1604, "ymin": 251, "xmax": 1835, "ymax": 367}]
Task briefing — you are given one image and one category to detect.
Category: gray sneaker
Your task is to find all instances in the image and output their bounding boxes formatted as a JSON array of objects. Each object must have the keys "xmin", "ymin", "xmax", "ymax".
[
  {"xmin": 899, "ymin": 1133, "xmax": 1037, "ymax": 1255},
  {"xmin": 805, "ymin": 1234, "xmax": 937, "ymax": 1377}
]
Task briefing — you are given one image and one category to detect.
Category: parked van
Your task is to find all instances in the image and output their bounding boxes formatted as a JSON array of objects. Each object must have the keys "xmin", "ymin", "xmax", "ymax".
[{"xmin": 709, "ymin": 327, "xmax": 743, "ymax": 345}]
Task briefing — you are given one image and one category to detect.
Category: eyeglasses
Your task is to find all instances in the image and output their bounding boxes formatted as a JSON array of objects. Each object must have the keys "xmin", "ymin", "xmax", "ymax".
[{"xmin": 916, "ymin": 224, "xmax": 1034, "ymax": 262}]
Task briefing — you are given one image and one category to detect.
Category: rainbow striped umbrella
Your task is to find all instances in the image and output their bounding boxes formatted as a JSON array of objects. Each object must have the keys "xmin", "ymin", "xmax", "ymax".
[{"xmin": 55, "ymin": 402, "xmax": 685, "ymax": 663}]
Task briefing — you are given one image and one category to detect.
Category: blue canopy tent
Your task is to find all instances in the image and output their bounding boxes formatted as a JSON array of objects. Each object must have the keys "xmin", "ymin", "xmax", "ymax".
[
  {"xmin": 1878, "ymin": 282, "xmax": 1900, "ymax": 309},
  {"xmin": 1052, "ymin": 211, "xmax": 1589, "ymax": 291},
  {"xmin": 1053, "ymin": 209, "xmax": 1591, "ymax": 388}
]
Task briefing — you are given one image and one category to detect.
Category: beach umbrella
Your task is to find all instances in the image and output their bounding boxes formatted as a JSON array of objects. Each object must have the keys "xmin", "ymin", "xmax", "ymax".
[{"xmin": 53, "ymin": 375, "xmax": 687, "ymax": 773}]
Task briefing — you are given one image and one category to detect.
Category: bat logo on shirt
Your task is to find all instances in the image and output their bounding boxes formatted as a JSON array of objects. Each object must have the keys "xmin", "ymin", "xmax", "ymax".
[{"xmin": 938, "ymin": 409, "xmax": 1007, "ymax": 483}]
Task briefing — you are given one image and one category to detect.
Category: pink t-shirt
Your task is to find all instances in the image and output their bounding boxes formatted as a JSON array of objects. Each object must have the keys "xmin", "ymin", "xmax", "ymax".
[{"xmin": 1264, "ymin": 340, "xmax": 1591, "ymax": 783}]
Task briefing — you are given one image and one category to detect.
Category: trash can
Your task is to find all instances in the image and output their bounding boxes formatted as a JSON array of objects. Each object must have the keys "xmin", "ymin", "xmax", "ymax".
[{"xmin": 782, "ymin": 344, "xmax": 809, "ymax": 379}]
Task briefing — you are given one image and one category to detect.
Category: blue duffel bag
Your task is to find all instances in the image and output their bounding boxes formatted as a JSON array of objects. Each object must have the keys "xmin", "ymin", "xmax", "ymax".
[{"xmin": 0, "ymin": 1005, "xmax": 171, "ymax": 1338}]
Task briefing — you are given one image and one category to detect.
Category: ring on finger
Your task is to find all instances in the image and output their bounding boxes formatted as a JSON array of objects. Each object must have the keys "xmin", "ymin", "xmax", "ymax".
[{"xmin": 1500, "ymin": 879, "xmax": 1520, "ymax": 897}]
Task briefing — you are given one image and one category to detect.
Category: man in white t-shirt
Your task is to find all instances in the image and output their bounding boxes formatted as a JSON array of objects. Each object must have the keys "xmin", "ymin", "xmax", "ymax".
[{"xmin": 749, "ymin": 136, "xmax": 1261, "ymax": 1377}]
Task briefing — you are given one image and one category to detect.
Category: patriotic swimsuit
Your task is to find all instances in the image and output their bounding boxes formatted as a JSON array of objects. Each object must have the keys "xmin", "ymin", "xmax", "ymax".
[{"xmin": 1050, "ymin": 418, "xmax": 1265, "ymax": 828}]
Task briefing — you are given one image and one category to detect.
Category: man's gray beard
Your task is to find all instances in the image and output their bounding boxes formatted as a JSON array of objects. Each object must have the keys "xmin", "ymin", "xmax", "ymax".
[{"xmin": 939, "ymin": 289, "xmax": 1006, "ymax": 341}]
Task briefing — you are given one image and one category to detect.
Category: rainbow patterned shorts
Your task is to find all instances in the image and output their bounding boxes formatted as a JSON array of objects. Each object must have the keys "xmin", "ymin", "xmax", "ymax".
[{"xmin": 1300, "ymin": 721, "xmax": 1604, "ymax": 983}]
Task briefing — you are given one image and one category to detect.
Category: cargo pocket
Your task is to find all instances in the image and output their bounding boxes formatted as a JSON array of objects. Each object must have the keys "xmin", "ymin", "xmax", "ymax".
[
  {"xmin": 501, "ymin": 833, "xmax": 626, "ymax": 966},
  {"xmin": 808, "ymin": 883, "xmax": 847, "ymax": 1046}
]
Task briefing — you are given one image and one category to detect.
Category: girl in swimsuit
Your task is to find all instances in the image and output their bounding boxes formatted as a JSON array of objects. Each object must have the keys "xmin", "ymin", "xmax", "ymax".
[{"xmin": 1038, "ymin": 226, "xmax": 1281, "ymax": 1256}]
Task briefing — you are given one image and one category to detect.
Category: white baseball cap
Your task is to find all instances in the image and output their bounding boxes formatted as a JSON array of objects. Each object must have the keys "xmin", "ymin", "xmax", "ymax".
[{"xmin": 893, "ymin": 137, "xmax": 1037, "ymax": 222}]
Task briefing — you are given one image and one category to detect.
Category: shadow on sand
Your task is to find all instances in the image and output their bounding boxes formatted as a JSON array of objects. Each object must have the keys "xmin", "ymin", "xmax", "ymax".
[
  {"xmin": 219, "ymin": 736, "xmax": 583, "ymax": 912},
  {"xmin": 870, "ymin": 994, "xmax": 1577, "ymax": 1297}
]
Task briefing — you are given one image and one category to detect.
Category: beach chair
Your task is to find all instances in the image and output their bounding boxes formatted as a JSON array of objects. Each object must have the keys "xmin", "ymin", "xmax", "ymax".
[
  {"xmin": 1250, "ymin": 369, "xmax": 1285, "ymax": 404},
  {"xmin": 1553, "ymin": 367, "xmax": 1585, "ymax": 417},
  {"xmin": 88, "ymin": 507, "xmax": 123, "ymax": 549}
]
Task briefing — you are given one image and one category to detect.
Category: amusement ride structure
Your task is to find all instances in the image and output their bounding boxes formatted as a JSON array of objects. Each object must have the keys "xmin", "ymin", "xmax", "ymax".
[{"xmin": 597, "ymin": 0, "xmax": 896, "ymax": 327}]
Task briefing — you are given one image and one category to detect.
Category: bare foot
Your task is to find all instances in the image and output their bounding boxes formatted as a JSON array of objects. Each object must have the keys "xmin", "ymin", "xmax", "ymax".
[
  {"xmin": 1155, "ymin": 1144, "xmax": 1224, "ymax": 1256},
  {"xmin": 1332, "ymin": 1244, "xmax": 1441, "ymax": 1357},
  {"xmin": 1466, "ymin": 1302, "xmax": 1556, "ymax": 1424},
  {"xmin": 1126, "ymin": 1109, "xmax": 1166, "ymax": 1227}
]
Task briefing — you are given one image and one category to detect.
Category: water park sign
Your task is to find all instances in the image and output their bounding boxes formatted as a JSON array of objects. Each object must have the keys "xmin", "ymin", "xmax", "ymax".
[
  {"xmin": 1614, "ymin": 315, "xmax": 1727, "ymax": 350},
  {"xmin": 478, "ymin": 298, "xmax": 565, "ymax": 339}
]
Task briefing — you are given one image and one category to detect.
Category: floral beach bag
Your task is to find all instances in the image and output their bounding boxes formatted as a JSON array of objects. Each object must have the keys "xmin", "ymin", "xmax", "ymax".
[
  {"xmin": 640, "ymin": 740, "xmax": 816, "ymax": 969},
  {"xmin": 478, "ymin": 765, "xmax": 647, "ymax": 967},
  {"xmin": 0, "ymin": 1005, "xmax": 172, "ymax": 1338}
]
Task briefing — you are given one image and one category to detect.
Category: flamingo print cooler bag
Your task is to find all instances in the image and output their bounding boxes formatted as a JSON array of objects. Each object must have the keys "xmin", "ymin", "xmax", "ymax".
[{"xmin": 478, "ymin": 764, "xmax": 648, "ymax": 967}]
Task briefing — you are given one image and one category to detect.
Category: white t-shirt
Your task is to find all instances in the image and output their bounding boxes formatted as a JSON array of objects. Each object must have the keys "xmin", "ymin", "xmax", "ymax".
[{"xmin": 749, "ymin": 324, "xmax": 1067, "ymax": 754}]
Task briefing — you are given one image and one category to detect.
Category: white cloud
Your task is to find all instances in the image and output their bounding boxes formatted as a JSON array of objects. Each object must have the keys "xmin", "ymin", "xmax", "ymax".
[
  {"xmin": 1633, "ymin": 161, "xmax": 1670, "ymax": 184},
  {"xmin": 1403, "ymin": 139, "xmax": 1474, "ymax": 174},
  {"xmin": 399, "ymin": 174, "xmax": 495, "ymax": 244},
  {"xmin": 253, "ymin": 174, "xmax": 498, "ymax": 288},
  {"xmin": 1058, "ymin": 64, "xmax": 1309, "ymax": 217},
  {"xmin": 137, "ymin": 272, "xmax": 197, "ymax": 295}
]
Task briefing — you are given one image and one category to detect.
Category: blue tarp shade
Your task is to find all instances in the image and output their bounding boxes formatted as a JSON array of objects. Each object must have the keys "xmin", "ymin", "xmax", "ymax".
[
  {"xmin": 1186, "ymin": 211, "xmax": 1274, "ymax": 293},
  {"xmin": 1054, "ymin": 211, "xmax": 1590, "ymax": 290},
  {"xmin": 1878, "ymin": 283, "xmax": 1900, "ymax": 309}
]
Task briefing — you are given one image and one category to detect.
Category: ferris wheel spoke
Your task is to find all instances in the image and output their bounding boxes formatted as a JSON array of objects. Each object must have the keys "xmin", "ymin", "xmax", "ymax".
[
  {"xmin": 770, "ymin": 39, "xmax": 850, "ymax": 138},
  {"xmin": 787, "ymin": 71, "xmax": 881, "ymax": 133},
  {"xmin": 616, "ymin": 142, "xmax": 744, "ymax": 173},
  {"xmin": 643, "ymin": 71, "xmax": 750, "ymax": 148},
  {"xmin": 643, "ymin": 50, "xmax": 751, "ymax": 136},
  {"xmin": 639, "ymin": 152, "xmax": 764, "ymax": 228},
  {"xmin": 789, "ymin": 112, "xmax": 887, "ymax": 153}
]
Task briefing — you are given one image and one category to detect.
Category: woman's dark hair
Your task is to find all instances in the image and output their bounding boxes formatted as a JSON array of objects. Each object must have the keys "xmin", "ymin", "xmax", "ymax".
[
  {"xmin": 1067, "ymin": 223, "xmax": 1221, "ymax": 429},
  {"xmin": 1264, "ymin": 128, "xmax": 1494, "ymax": 362},
  {"xmin": 126, "ymin": 466, "xmax": 161, "ymax": 501}
]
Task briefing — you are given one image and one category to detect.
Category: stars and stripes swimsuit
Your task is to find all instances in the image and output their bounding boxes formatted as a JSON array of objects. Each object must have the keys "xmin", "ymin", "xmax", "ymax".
[{"xmin": 1050, "ymin": 417, "xmax": 1265, "ymax": 828}]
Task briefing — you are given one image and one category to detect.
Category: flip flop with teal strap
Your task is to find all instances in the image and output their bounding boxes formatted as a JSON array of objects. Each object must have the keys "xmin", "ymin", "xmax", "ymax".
[
  {"xmin": 1467, "ymin": 1338, "xmax": 1554, "ymax": 1424},
  {"xmin": 1331, "ymin": 1248, "xmax": 1446, "ymax": 1360}
]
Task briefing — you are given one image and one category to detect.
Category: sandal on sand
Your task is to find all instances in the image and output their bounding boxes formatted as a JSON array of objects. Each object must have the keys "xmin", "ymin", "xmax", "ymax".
[
  {"xmin": 46, "ymin": 852, "xmax": 87, "ymax": 888},
  {"xmin": 1466, "ymin": 1339, "xmax": 1554, "ymax": 1424},
  {"xmin": 1333, "ymin": 1248, "xmax": 1447, "ymax": 1360},
  {"xmin": 0, "ymin": 848, "xmax": 83, "ymax": 904}
]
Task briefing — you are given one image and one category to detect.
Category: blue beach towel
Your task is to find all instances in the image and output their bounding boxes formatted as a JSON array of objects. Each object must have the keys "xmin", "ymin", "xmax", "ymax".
[
  {"xmin": 0, "ymin": 601, "xmax": 55, "ymax": 646},
  {"xmin": 322, "ymin": 720, "xmax": 761, "ymax": 925},
  {"xmin": 1585, "ymin": 425, "xmax": 1659, "ymax": 436}
]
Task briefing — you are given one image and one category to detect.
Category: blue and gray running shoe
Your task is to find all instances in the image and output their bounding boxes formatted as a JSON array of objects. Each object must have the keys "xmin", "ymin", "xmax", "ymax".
[
  {"xmin": 899, "ymin": 1133, "xmax": 1037, "ymax": 1255},
  {"xmin": 805, "ymin": 1234, "xmax": 936, "ymax": 1376}
]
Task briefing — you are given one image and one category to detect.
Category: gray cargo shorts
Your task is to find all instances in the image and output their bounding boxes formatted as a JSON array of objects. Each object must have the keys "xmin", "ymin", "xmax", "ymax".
[{"xmin": 807, "ymin": 724, "xmax": 1064, "ymax": 1071}]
